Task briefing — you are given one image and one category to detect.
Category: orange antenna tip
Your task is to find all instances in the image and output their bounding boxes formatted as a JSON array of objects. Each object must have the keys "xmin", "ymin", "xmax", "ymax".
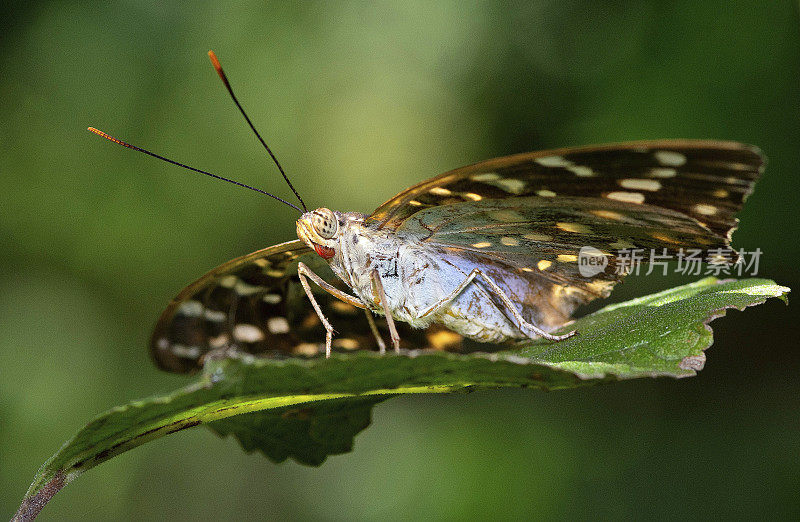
[
  {"xmin": 87, "ymin": 127, "xmax": 128, "ymax": 148},
  {"xmin": 207, "ymin": 50, "xmax": 227, "ymax": 85},
  {"xmin": 208, "ymin": 50, "xmax": 220, "ymax": 68}
]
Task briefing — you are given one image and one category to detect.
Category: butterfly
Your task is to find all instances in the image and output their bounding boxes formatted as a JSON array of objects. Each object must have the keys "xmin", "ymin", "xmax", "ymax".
[{"xmin": 90, "ymin": 52, "xmax": 764, "ymax": 374}]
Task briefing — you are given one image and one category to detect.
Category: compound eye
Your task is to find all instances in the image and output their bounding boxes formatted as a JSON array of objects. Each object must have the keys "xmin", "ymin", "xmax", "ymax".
[{"xmin": 312, "ymin": 208, "xmax": 338, "ymax": 239}]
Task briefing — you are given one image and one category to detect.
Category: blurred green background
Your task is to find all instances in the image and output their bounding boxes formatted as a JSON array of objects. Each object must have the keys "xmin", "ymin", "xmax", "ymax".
[{"xmin": 2, "ymin": 1, "xmax": 799, "ymax": 520}]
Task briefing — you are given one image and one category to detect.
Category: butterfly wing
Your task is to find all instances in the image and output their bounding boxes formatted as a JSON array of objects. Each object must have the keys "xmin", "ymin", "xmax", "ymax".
[
  {"xmin": 366, "ymin": 140, "xmax": 764, "ymax": 240},
  {"xmin": 368, "ymin": 140, "xmax": 764, "ymax": 328},
  {"xmin": 151, "ymin": 240, "xmax": 459, "ymax": 373}
]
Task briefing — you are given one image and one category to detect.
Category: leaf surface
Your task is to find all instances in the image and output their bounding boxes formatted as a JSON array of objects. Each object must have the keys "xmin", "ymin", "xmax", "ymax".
[{"xmin": 14, "ymin": 277, "xmax": 789, "ymax": 521}]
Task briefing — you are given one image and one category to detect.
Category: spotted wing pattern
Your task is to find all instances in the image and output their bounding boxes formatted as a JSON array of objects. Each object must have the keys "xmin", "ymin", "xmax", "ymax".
[
  {"xmin": 151, "ymin": 240, "xmax": 462, "ymax": 373},
  {"xmin": 370, "ymin": 140, "xmax": 763, "ymax": 324},
  {"xmin": 366, "ymin": 140, "xmax": 764, "ymax": 241},
  {"xmin": 396, "ymin": 196, "xmax": 737, "ymax": 328}
]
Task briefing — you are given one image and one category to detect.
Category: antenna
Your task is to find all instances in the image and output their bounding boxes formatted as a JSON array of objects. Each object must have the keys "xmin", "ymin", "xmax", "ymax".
[
  {"xmin": 87, "ymin": 127, "xmax": 303, "ymax": 213},
  {"xmin": 208, "ymin": 50, "xmax": 308, "ymax": 212}
]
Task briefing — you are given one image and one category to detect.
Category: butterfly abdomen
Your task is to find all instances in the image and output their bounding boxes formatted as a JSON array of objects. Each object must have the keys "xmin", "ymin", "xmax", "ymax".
[{"xmin": 335, "ymin": 228, "xmax": 560, "ymax": 342}]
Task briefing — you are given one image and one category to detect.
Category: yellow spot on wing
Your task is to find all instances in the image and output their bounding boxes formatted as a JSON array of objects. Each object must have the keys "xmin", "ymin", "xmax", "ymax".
[
  {"xmin": 537, "ymin": 260, "xmax": 552, "ymax": 271},
  {"xmin": 429, "ymin": 187, "xmax": 452, "ymax": 196},
  {"xmin": 693, "ymin": 203, "xmax": 718, "ymax": 215},
  {"xmin": 650, "ymin": 232, "xmax": 680, "ymax": 244},
  {"xmin": 426, "ymin": 329, "xmax": 462, "ymax": 350},
  {"xmin": 491, "ymin": 210, "xmax": 525, "ymax": 222},
  {"xmin": 500, "ymin": 236, "xmax": 520, "ymax": 246},
  {"xmin": 523, "ymin": 232, "xmax": 553, "ymax": 242},
  {"xmin": 333, "ymin": 338, "xmax": 360, "ymax": 350},
  {"xmin": 590, "ymin": 210, "xmax": 625, "ymax": 220},
  {"xmin": 536, "ymin": 189, "xmax": 557, "ymax": 197},
  {"xmin": 472, "ymin": 241, "xmax": 492, "ymax": 248},
  {"xmin": 557, "ymin": 222, "xmax": 592, "ymax": 234},
  {"xmin": 295, "ymin": 343, "xmax": 320, "ymax": 356},
  {"xmin": 610, "ymin": 240, "xmax": 636, "ymax": 249},
  {"xmin": 495, "ymin": 178, "xmax": 526, "ymax": 194},
  {"xmin": 557, "ymin": 254, "xmax": 578, "ymax": 262},
  {"xmin": 712, "ymin": 189, "xmax": 729, "ymax": 198},
  {"xmin": 463, "ymin": 192, "xmax": 482, "ymax": 201}
]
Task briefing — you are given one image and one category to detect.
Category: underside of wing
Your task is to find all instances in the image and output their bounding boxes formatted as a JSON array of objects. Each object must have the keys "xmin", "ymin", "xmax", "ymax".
[
  {"xmin": 395, "ymin": 196, "xmax": 746, "ymax": 326},
  {"xmin": 366, "ymin": 140, "xmax": 764, "ymax": 242},
  {"xmin": 151, "ymin": 240, "xmax": 463, "ymax": 374}
]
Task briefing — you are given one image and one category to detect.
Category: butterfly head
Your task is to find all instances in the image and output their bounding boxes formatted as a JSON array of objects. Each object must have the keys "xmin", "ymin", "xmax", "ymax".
[{"xmin": 297, "ymin": 208, "xmax": 340, "ymax": 260}]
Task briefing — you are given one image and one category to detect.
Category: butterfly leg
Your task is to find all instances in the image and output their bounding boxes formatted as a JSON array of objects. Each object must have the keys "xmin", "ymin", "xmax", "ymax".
[
  {"xmin": 370, "ymin": 270, "xmax": 400, "ymax": 353},
  {"xmin": 419, "ymin": 268, "xmax": 576, "ymax": 342},
  {"xmin": 363, "ymin": 309, "xmax": 387, "ymax": 354},
  {"xmin": 297, "ymin": 262, "xmax": 367, "ymax": 358}
]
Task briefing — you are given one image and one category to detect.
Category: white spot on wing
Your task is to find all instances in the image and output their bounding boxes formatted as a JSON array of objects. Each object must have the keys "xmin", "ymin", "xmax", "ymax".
[
  {"xmin": 654, "ymin": 150, "xmax": 687, "ymax": 166},
  {"xmin": 500, "ymin": 236, "xmax": 520, "ymax": 246},
  {"xmin": 567, "ymin": 165, "xmax": 595, "ymax": 177},
  {"xmin": 170, "ymin": 345, "xmax": 201, "ymax": 359},
  {"xmin": 606, "ymin": 191, "xmax": 646, "ymax": 204},
  {"xmin": 471, "ymin": 172, "xmax": 500, "ymax": 182},
  {"xmin": 650, "ymin": 167, "xmax": 677, "ymax": 178},
  {"xmin": 233, "ymin": 324, "xmax": 265, "ymax": 343},
  {"xmin": 218, "ymin": 275, "xmax": 237, "ymax": 288},
  {"xmin": 263, "ymin": 294, "xmax": 282, "ymax": 304},
  {"xmin": 619, "ymin": 178, "xmax": 662, "ymax": 192},
  {"xmin": 178, "ymin": 300, "xmax": 203, "ymax": 318},
  {"xmin": 267, "ymin": 317, "xmax": 290, "ymax": 334},
  {"xmin": 535, "ymin": 155, "xmax": 572, "ymax": 167},
  {"xmin": 234, "ymin": 279, "xmax": 264, "ymax": 296},
  {"xmin": 203, "ymin": 309, "xmax": 226, "ymax": 322}
]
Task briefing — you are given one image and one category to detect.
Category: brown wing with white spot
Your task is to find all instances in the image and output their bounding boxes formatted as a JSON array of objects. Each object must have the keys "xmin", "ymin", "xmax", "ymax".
[
  {"xmin": 151, "ymin": 240, "xmax": 462, "ymax": 374},
  {"xmin": 366, "ymin": 140, "xmax": 764, "ymax": 241},
  {"xmin": 377, "ymin": 140, "xmax": 763, "ymax": 327}
]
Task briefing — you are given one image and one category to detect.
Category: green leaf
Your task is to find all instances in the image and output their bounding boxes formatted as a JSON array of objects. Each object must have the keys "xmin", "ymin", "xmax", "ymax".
[{"xmin": 14, "ymin": 278, "xmax": 789, "ymax": 521}]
